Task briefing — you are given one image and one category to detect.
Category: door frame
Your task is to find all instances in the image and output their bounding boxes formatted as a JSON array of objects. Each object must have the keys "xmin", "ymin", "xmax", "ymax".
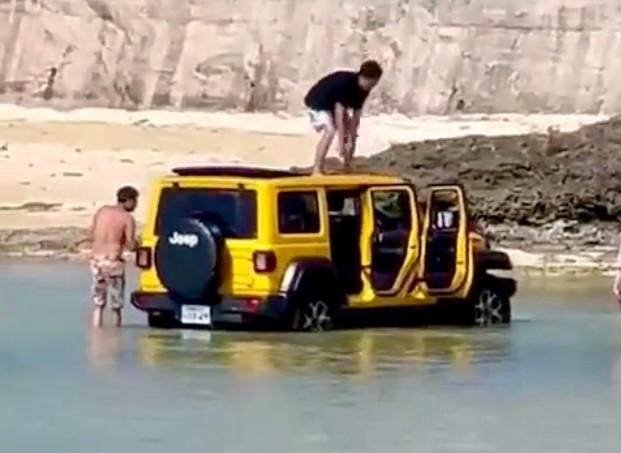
[
  {"xmin": 418, "ymin": 184, "xmax": 472, "ymax": 297},
  {"xmin": 362, "ymin": 185, "xmax": 421, "ymax": 297}
]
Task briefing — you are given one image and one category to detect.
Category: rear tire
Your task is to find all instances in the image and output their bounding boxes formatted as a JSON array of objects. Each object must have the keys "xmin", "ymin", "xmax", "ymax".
[
  {"xmin": 147, "ymin": 312, "xmax": 177, "ymax": 329},
  {"xmin": 464, "ymin": 278, "xmax": 511, "ymax": 327},
  {"xmin": 291, "ymin": 295, "xmax": 336, "ymax": 332}
]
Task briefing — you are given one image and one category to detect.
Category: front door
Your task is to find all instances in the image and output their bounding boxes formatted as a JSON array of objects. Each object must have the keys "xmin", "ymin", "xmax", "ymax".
[
  {"xmin": 420, "ymin": 185, "xmax": 471, "ymax": 295},
  {"xmin": 365, "ymin": 186, "xmax": 419, "ymax": 295}
]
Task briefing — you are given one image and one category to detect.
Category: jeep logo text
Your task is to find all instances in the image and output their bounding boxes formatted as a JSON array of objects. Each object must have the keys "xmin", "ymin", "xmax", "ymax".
[{"xmin": 168, "ymin": 231, "xmax": 199, "ymax": 248}]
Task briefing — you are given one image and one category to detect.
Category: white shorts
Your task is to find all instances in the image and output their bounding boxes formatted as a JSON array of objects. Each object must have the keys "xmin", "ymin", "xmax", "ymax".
[{"xmin": 308, "ymin": 109, "xmax": 334, "ymax": 132}]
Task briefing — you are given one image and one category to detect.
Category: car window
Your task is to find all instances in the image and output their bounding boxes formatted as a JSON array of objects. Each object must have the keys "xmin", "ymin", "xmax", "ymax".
[
  {"xmin": 372, "ymin": 190, "xmax": 412, "ymax": 231},
  {"xmin": 327, "ymin": 191, "xmax": 361, "ymax": 216},
  {"xmin": 278, "ymin": 191, "xmax": 321, "ymax": 234},
  {"xmin": 156, "ymin": 188, "xmax": 257, "ymax": 238},
  {"xmin": 430, "ymin": 190, "xmax": 460, "ymax": 231}
]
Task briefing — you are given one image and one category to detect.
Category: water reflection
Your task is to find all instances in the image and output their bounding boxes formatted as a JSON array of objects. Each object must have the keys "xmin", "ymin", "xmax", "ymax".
[
  {"xmin": 87, "ymin": 327, "xmax": 122, "ymax": 371},
  {"xmin": 134, "ymin": 328, "xmax": 512, "ymax": 379}
]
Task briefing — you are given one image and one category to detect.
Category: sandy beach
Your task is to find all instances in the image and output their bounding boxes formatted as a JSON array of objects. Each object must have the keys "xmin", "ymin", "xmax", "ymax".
[
  {"xmin": 0, "ymin": 104, "xmax": 607, "ymax": 228},
  {"xmin": 0, "ymin": 103, "xmax": 615, "ymax": 271}
]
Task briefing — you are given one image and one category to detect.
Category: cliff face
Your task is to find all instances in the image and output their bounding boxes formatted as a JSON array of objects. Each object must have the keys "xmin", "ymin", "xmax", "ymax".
[{"xmin": 1, "ymin": 0, "xmax": 621, "ymax": 114}]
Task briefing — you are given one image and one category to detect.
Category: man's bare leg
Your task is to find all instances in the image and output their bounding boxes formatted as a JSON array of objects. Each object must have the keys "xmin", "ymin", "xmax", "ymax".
[
  {"xmin": 313, "ymin": 128, "xmax": 335, "ymax": 174},
  {"xmin": 112, "ymin": 309, "xmax": 122, "ymax": 328},
  {"xmin": 109, "ymin": 275, "xmax": 125, "ymax": 328},
  {"xmin": 92, "ymin": 306, "xmax": 104, "ymax": 328},
  {"xmin": 91, "ymin": 268, "xmax": 107, "ymax": 328}
]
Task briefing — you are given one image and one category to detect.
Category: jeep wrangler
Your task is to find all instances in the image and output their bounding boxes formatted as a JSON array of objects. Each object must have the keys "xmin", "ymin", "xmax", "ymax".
[{"xmin": 131, "ymin": 166, "xmax": 516, "ymax": 331}]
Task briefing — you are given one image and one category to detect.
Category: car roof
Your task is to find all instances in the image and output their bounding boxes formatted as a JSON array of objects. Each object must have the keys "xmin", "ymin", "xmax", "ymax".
[
  {"xmin": 172, "ymin": 166, "xmax": 297, "ymax": 178},
  {"xmin": 165, "ymin": 166, "xmax": 406, "ymax": 187}
]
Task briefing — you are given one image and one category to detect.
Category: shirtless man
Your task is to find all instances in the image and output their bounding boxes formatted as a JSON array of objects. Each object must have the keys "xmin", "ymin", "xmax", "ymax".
[{"xmin": 89, "ymin": 186, "xmax": 139, "ymax": 327}]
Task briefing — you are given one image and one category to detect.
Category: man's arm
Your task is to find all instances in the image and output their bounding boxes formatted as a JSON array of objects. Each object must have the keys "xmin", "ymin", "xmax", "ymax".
[
  {"xmin": 351, "ymin": 109, "xmax": 362, "ymax": 136},
  {"xmin": 341, "ymin": 108, "xmax": 362, "ymax": 169},
  {"xmin": 124, "ymin": 215, "xmax": 138, "ymax": 252},
  {"xmin": 349, "ymin": 87, "xmax": 367, "ymax": 140},
  {"xmin": 334, "ymin": 102, "xmax": 347, "ymax": 155},
  {"xmin": 348, "ymin": 108, "xmax": 362, "ymax": 150}
]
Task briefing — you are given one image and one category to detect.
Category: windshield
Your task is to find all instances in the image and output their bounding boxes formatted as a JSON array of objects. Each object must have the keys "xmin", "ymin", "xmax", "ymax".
[{"xmin": 155, "ymin": 188, "xmax": 257, "ymax": 239}]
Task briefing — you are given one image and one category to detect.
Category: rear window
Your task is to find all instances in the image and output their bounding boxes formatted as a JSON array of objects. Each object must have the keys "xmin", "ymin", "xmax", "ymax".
[
  {"xmin": 156, "ymin": 188, "xmax": 257, "ymax": 238},
  {"xmin": 278, "ymin": 191, "xmax": 320, "ymax": 234}
]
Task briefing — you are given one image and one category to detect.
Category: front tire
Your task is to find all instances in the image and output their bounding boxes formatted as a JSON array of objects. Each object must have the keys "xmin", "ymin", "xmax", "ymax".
[{"xmin": 465, "ymin": 279, "xmax": 511, "ymax": 326}]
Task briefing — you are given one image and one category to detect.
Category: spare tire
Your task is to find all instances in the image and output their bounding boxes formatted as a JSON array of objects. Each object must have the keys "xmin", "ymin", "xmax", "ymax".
[{"xmin": 155, "ymin": 218, "xmax": 221, "ymax": 302}]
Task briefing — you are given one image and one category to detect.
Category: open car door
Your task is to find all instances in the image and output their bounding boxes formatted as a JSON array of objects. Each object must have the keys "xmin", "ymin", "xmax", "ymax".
[
  {"xmin": 420, "ymin": 185, "xmax": 473, "ymax": 297},
  {"xmin": 362, "ymin": 185, "xmax": 420, "ymax": 296}
]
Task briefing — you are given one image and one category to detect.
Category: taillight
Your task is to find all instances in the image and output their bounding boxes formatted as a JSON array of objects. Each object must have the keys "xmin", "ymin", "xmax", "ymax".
[
  {"xmin": 136, "ymin": 247, "xmax": 152, "ymax": 269},
  {"xmin": 253, "ymin": 251, "xmax": 276, "ymax": 273},
  {"xmin": 244, "ymin": 298, "xmax": 262, "ymax": 312}
]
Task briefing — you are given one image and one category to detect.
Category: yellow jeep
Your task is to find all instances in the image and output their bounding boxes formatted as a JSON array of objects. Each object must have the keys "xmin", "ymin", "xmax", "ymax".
[{"xmin": 131, "ymin": 167, "xmax": 516, "ymax": 331}]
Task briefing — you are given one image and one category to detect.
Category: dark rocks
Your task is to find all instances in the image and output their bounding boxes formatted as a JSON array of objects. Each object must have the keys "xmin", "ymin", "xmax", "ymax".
[
  {"xmin": 0, "ymin": 227, "xmax": 89, "ymax": 258},
  {"xmin": 349, "ymin": 116, "xmax": 621, "ymax": 241},
  {"xmin": 285, "ymin": 116, "xmax": 621, "ymax": 251}
]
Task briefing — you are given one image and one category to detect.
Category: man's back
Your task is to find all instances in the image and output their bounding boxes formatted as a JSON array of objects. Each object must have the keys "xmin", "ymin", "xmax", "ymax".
[
  {"xmin": 91, "ymin": 205, "xmax": 132, "ymax": 258},
  {"xmin": 304, "ymin": 71, "xmax": 367, "ymax": 111},
  {"xmin": 89, "ymin": 185, "xmax": 139, "ymax": 328}
]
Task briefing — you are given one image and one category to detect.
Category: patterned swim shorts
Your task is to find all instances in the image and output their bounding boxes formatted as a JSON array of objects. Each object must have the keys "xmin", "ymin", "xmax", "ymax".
[{"xmin": 90, "ymin": 256, "xmax": 125, "ymax": 310}]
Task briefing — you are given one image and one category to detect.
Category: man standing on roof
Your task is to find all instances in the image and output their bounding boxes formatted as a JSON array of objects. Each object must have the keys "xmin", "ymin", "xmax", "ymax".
[{"xmin": 304, "ymin": 60, "xmax": 383, "ymax": 174}]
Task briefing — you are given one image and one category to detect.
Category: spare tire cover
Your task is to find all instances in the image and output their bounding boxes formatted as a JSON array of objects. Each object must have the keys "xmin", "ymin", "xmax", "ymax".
[{"xmin": 155, "ymin": 218, "xmax": 219, "ymax": 301}]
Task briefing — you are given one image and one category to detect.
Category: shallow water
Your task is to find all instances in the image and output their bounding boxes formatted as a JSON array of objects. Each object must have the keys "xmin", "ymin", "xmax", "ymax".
[{"xmin": 1, "ymin": 261, "xmax": 621, "ymax": 453}]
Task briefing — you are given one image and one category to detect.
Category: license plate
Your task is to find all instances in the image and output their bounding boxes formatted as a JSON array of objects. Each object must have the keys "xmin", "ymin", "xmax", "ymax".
[{"xmin": 181, "ymin": 305, "xmax": 211, "ymax": 326}]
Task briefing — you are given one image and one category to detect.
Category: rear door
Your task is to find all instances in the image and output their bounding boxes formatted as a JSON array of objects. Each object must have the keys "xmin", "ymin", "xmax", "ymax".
[
  {"xmin": 152, "ymin": 183, "xmax": 259, "ymax": 294},
  {"xmin": 419, "ymin": 185, "xmax": 473, "ymax": 297},
  {"xmin": 363, "ymin": 185, "xmax": 420, "ymax": 296}
]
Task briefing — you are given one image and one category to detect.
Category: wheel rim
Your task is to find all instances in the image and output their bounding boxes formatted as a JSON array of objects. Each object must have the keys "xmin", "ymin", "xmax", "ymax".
[
  {"xmin": 300, "ymin": 300, "xmax": 332, "ymax": 332},
  {"xmin": 473, "ymin": 289, "xmax": 505, "ymax": 326}
]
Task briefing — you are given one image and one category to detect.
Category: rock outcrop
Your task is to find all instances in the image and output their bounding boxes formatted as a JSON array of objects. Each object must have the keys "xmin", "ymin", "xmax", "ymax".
[
  {"xmin": 0, "ymin": 226, "xmax": 88, "ymax": 258},
  {"xmin": 352, "ymin": 115, "xmax": 621, "ymax": 247},
  {"xmin": 2, "ymin": 0, "xmax": 621, "ymax": 114}
]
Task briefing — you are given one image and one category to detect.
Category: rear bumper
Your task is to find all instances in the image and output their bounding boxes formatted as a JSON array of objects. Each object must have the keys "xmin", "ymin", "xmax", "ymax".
[{"xmin": 131, "ymin": 291, "xmax": 290, "ymax": 326}]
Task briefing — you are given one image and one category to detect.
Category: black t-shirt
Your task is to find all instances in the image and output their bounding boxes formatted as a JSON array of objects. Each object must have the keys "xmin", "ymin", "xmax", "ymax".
[{"xmin": 304, "ymin": 71, "xmax": 369, "ymax": 112}]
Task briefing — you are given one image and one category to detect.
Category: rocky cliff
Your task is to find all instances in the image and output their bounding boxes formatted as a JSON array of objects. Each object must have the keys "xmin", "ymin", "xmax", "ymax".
[{"xmin": 2, "ymin": 0, "xmax": 621, "ymax": 114}]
